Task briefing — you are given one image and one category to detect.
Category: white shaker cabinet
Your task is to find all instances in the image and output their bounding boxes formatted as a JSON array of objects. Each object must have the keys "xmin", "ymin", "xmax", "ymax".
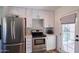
[
  {"xmin": 31, "ymin": 10, "xmax": 54, "ymax": 27},
  {"xmin": 42, "ymin": 11, "xmax": 54, "ymax": 27},
  {"xmin": 26, "ymin": 9, "xmax": 32, "ymax": 28},
  {"xmin": 32, "ymin": 9, "xmax": 45, "ymax": 19},
  {"xmin": 46, "ymin": 35, "xmax": 56, "ymax": 51},
  {"xmin": 48, "ymin": 12, "xmax": 54, "ymax": 27},
  {"xmin": 26, "ymin": 36, "xmax": 32, "ymax": 53},
  {"xmin": 42, "ymin": 11, "xmax": 50, "ymax": 27}
]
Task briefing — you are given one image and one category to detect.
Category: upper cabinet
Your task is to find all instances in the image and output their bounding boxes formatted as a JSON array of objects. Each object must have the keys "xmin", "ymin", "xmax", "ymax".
[
  {"xmin": 6, "ymin": 7, "xmax": 54, "ymax": 28},
  {"xmin": 42, "ymin": 11, "xmax": 51, "ymax": 27},
  {"xmin": 32, "ymin": 19, "xmax": 44, "ymax": 29},
  {"xmin": 41, "ymin": 10, "xmax": 54, "ymax": 27},
  {"xmin": 26, "ymin": 9, "xmax": 32, "ymax": 28},
  {"xmin": 27, "ymin": 9, "xmax": 55, "ymax": 28},
  {"xmin": 48, "ymin": 12, "xmax": 54, "ymax": 27},
  {"xmin": 32, "ymin": 10, "xmax": 54, "ymax": 27}
]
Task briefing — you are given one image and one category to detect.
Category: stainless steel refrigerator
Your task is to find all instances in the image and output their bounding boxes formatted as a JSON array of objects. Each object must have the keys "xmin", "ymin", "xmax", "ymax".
[{"xmin": 2, "ymin": 16, "xmax": 25, "ymax": 53}]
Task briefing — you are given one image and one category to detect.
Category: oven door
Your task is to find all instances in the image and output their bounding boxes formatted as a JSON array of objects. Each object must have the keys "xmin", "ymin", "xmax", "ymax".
[
  {"xmin": 32, "ymin": 38, "xmax": 46, "ymax": 52},
  {"xmin": 34, "ymin": 39, "xmax": 45, "ymax": 45}
]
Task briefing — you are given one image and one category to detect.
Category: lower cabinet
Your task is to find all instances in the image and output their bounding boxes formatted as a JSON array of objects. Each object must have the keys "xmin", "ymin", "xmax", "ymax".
[
  {"xmin": 26, "ymin": 36, "xmax": 32, "ymax": 53},
  {"xmin": 46, "ymin": 35, "xmax": 56, "ymax": 51}
]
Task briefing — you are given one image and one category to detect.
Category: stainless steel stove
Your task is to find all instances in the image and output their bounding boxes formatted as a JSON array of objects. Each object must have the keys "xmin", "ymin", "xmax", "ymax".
[{"xmin": 32, "ymin": 30, "xmax": 46, "ymax": 52}]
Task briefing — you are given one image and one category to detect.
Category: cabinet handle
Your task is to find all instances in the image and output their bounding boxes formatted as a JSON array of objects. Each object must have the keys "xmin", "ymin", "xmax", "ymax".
[{"xmin": 75, "ymin": 39, "xmax": 79, "ymax": 41}]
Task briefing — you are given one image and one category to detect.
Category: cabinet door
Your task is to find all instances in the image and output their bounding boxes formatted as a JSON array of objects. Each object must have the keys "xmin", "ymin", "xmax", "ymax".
[
  {"xmin": 42, "ymin": 11, "xmax": 50, "ymax": 27},
  {"xmin": 46, "ymin": 35, "xmax": 56, "ymax": 50},
  {"xmin": 26, "ymin": 9, "xmax": 32, "ymax": 28},
  {"xmin": 42, "ymin": 11, "xmax": 54, "ymax": 27},
  {"xmin": 32, "ymin": 10, "xmax": 49, "ymax": 27},
  {"xmin": 49, "ymin": 12, "xmax": 54, "ymax": 27}
]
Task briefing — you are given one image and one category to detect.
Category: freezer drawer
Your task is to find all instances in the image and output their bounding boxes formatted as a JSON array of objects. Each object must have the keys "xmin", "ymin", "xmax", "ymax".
[
  {"xmin": 6, "ymin": 45, "xmax": 21, "ymax": 53},
  {"xmin": 3, "ymin": 43, "xmax": 25, "ymax": 53}
]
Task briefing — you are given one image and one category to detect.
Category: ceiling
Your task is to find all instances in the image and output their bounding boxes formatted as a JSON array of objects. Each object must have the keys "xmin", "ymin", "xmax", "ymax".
[{"xmin": 8, "ymin": 6, "xmax": 61, "ymax": 11}]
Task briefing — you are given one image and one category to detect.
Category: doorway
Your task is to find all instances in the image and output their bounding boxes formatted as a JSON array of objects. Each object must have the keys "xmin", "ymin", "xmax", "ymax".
[{"xmin": 62, "ymin": 23, "xmax": 75, "ymax": 53}]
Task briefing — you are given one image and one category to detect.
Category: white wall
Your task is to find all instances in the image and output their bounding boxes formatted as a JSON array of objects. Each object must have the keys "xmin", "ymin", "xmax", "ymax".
[{"xmin": 55, "ymin": 6, "xmax": 79, "ymax": 52}]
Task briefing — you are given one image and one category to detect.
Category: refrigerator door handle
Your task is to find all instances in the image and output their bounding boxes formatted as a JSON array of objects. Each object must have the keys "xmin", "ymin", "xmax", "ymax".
[
  {"xmin": 11, "ymin": 20, "xmax": 13, "ymax": 40},
  {"xmin": 13, "ymin": 20, "xmax": 15, "ymax": 40}
]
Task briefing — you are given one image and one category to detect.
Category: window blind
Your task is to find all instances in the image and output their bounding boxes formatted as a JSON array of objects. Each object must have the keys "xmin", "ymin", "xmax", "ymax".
[{"xmin": 60, "ymin": 13, "xmax": 76, "ymax": 24}]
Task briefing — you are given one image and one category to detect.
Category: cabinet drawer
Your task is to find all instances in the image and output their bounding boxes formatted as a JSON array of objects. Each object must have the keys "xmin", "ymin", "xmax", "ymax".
[
  {"xmin": 26, "ymin": 45, "xmax": 32, "ymax": 48},
  {"xmin": 26, "ymin": 43, "xmax": 32, "ymax": 46},
  {"xmin": 26, "ymin": 46, "xmax": 32, "ymax": 49},
  {"xmin": 26, "ymin": 40, "xmax": 32, "ymax": 43},
  {"xmin": 26, "ymin": 43, "xmax": 32, "ymax": 47},
  {"xmin": 26, "ymin": 39, "xmax": 32, "ymax": 42},
  {"xmin": 26, "ymin": 41, "xmax": 32, "ymax": 44},
  {"xmin": 26, "ymin": 48, "xmax": 32, "ymax": 53}
]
